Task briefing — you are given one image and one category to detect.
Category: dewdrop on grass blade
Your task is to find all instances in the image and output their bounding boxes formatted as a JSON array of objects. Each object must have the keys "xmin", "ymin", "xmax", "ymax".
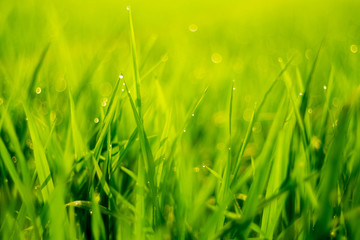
[
  {"xmin": 189, "ymin": 24, "xmax": 198, "ymax": 32},
  {"xmin": 211, "ymin": 53, "xmax": 222, "ymax": 63},
  {"xmin": 102, "ymin": 98, "xmax": 108, "ymax": 107},
  {"xmin": 36, "ymin": 87, "xmax": 41, "ymax": 94},
  {"xmin": 350, "ymin": 44, "xmax": 358, "ymax": 53},
  {"xmin": 94, "ymin": 118, "xmax": 99, "ymax": 124}
]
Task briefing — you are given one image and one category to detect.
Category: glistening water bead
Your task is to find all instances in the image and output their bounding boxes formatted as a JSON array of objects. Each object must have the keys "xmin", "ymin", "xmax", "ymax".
[{"xmin": 36, "ymin": 87, "xmax": 41, "ymax": 94}]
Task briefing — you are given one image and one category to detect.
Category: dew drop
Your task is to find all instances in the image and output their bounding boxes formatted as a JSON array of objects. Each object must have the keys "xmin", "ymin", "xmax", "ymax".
[
  {"xmin": 119, "ymin": 74, "xmax": 124, "ymax": 79},
  {"xmin": 122, "ymin": 89, "xmax": 124, "ymax": 92},
  {"xmin": 94, "ymin": 118, "xmax": 99, "ymax": 124},
  {"xmin": 123, "ymin": 83, "xmax": 126, "ymax": 86},
  {"xmin": 308, "ymin": 108, "xmax": 313, "ymax": 114},
  {"xmin": 233, "ymin": 87, "xmax": 236, "ymax": 91},
  {"xmin": 102, "ymin": 98, "xmax": 108, "ymax": 107},
  {"xmin": 191, "ymin": 113, "xmax": 195, "ymax": 117},
  {"xmin": 323, "ymin": 85, "xmax": 327, "ymax": 90},
  {"xmin": 183, "ymin": 129, "xmax": 186, "ymax": 132},
  {"xmin": 128, "ymin": 90, "xmax": 131, "ymax": 93},
  {"xmin": 299, "ymin": 92, "xmax": 303, "ymax": 96},
  {"xmin": 350, "ymin": 44, "xmax": 358, "ymax": 53},
  {"xmin": 189, "ymin": 24, "xmax": 198, "ymax": 32},
  {"xmin": 202, "ymin": 164, "xmax": 206, "ymax": 168},
  {"xmin": 211, "ymin": 53, "xmax": 223, "ymax": 64},
  {"xmin": 126, "ymin": 6, "xmax": 129, "ymax": 11},
  {"xmin": 89, "ymin": 210, "xmax": 93, "ymax": 215},
  {"xmin": 36, "ymin": 87, "xmax": 42, "ymax": 94}
]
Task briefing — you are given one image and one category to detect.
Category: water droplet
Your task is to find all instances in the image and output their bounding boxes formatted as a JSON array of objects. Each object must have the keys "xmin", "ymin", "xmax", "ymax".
[
  {"xmin": 202, "ymin": 164, "xmax": 206, "ymax": 168},
  {"xmin": 102, "ymin": 98, "xmax": 108, "ymax": 107},
  {"xmin": 228, "ymin": 147, "xmax": 231, "ymax": 150},
  {"xmin": 147, "ymin": 181, "xmax": 150, "ymax": 184},
  {"xmin": 89, "ymin": 210, "xmax": 93, "ymax": 215},
  {"xmin": 191, "ymin": 113, "xmax": 195, "ymax": 117},
  {"xmin": 211, "ymin": 53, "xmax": 222, "ymax": 64},
  {"xmin": 233, "ymin": 87, "xmax": 236, "ymax": 91},
  {"xmin": 183, "ymin": 129, "xmax": 186, "ymax": 132},
  {"xmin": 126, "ymin": 6, "xmax": 129, "ymax": 11},
  {"xmin": 94, "ymin": 118, "xmax": 99, "ymax": 123},
  {"xmin": 119, "ymin": 74, "xmax": 124, "ymax": 79},
  {"xmin": 128, "ymin": 90, "xmax": 131, "ymax": 93},
  {"xmin": 189, "ymin": 24, "xmax": 198, "ymax": 32},
  {"xmin": 299, "ymin": 92, "xmax": 303, "ymax": 96},
  {"xmin": 122, "ymin": 89, "xmax": 124, "ymax": 91},
  {"xmin": 350, "ymin": 44, "xmax": 358, "ymax": 53},
  {"xmin": 308, "ymin": 108, "xmax": 313, "ymax": 114},
  {"xmin": 323, "ymin": 85, "xmax": 327, "ymax": 90},
  {"xmin": 123, "ymin": 82, "xmax": 126, "ymax": 85},
  {"xmin": 36, "ymin": 87, "xmax": 42, "ymax": 94}
]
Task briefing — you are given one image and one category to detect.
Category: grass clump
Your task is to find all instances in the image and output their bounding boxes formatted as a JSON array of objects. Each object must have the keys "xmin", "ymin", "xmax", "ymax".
[{"xmin": 1, "ymin": 0, "xmax": 360, "ymax": 239}]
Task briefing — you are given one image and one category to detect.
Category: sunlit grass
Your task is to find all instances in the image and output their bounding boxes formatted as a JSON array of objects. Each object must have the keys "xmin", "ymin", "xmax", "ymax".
[{"xmin": 1, "ymin": 0, "xmax": 360, "ymax": 239}]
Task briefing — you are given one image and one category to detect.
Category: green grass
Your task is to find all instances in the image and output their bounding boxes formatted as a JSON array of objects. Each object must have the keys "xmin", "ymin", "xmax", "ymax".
[{"xmin": 1, "ymin": 0, "xmax": 360, "ymax": 239}]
